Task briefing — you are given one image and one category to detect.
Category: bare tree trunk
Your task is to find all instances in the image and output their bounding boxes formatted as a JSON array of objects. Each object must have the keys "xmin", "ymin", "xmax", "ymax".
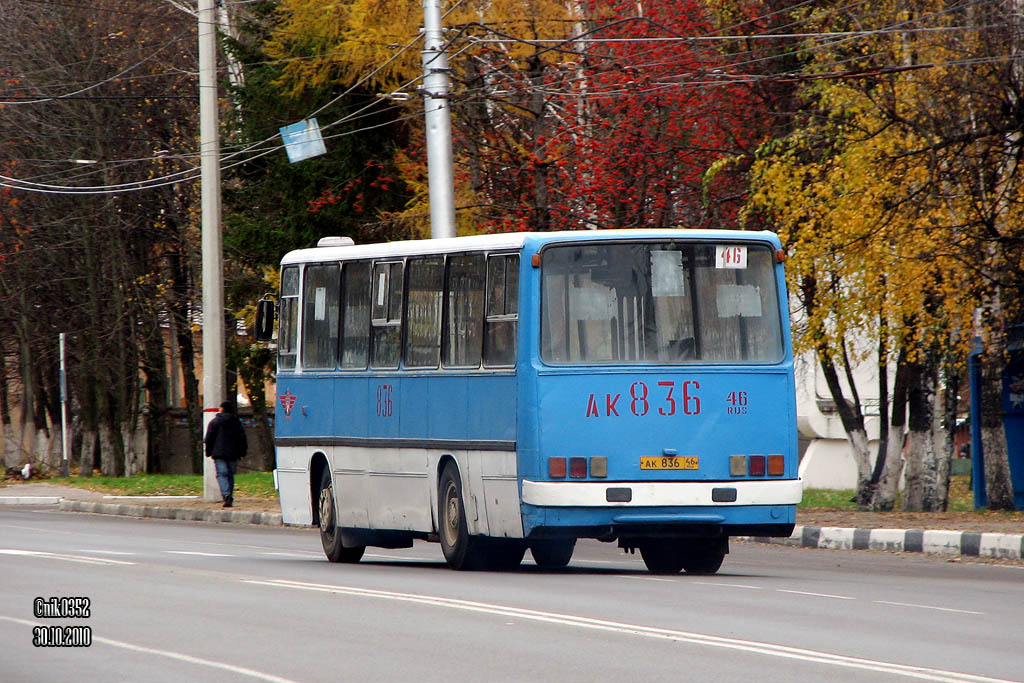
[
  {"xmin": 872, "ymin": 350, "xmax": 909, "ymax": 510},
  {"xmin": 169, "ymin": 251, "xmax": 203, "ymax": 473},
  {"xmin": 980, "ymin": 340, "xmax": 1015, "ymax": 509},
  {"xmin": 80, "ymin": 429, "xmax": 97, "ymax": 477},
  {"xmin": 16, "ymin": 324, "xmax": 35, "ymax": 466},
  {"xmin": 905, "ymin": 355, "xmax": 941, "ymax": 511},
  {"xmin": 818, "ymin": 349, "xmax": 873, "ymax": 498},
  {"xmin": 142, "ymin": 328, "xmax": 171, "ymax": 473},
  {"xmin": 0, "ymin": 345, "xmax": 13, "ymax": 469}
]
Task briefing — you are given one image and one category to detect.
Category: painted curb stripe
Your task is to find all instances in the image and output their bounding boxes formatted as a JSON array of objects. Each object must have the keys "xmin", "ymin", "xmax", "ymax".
[{"xmin": 743, "ymin": 526, "xmax": 1023, "ymax": 560}]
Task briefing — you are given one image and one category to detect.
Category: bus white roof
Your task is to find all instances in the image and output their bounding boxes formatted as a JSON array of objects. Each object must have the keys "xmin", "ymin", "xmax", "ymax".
[{"xmin": 280, "ymin": 229, "xmax": 779, "ymax": 265}]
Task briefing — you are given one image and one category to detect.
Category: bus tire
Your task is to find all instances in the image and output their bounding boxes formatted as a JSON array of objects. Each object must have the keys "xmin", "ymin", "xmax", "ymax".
[
  {"xmin": 486, "ymin": 539, "xmax": 526, "ymax": 571},
  {"xmin": 529, "ymin": 539, "xmax": 575, "ymax": 569},
  {"xmin": 639, "ymin": 540, "xmax": 685, "ymax": 574},
  {"xmin": 681, "ymin": 539, "xmax": 726, "ymax": 575},
  {"xmin": 318, "ymin": 468, "xmax": 365, "ymax": 563},
  {"xmin": 438, "ymin": 462, "xmax": 486, "ymax": 570}
]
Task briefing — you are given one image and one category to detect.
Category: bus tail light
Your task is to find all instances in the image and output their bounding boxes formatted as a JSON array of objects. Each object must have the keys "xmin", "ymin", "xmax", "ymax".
[
  {"xmin": 729, "ymin": 455, "xmax": 746, "ymax": 477},
  {"xmin": 549, "ymin": 457, "xmax": 567, "ymax": 479},
  {"xmin": 768, "ymin": 454, "xmax": 785, "ymax": 476},
  {"xmin": 748, "ymin": 455, "xmax": 766, "ymax": 477},
  {"xmin": 590, "ymin": 456, "xmax": 608, "ymax": 478},
  {"xmin": 569, "ymin": 457, "xmax": 587, "ymax": 478}
]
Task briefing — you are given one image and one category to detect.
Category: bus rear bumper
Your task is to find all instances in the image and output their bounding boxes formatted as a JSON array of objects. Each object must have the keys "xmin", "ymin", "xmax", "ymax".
[{"xmin": 521, "ymin": 478, "xmax": 802, "ymax": 508}]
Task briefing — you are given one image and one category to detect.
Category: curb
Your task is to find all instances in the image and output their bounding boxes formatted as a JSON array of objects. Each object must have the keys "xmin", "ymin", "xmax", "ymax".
[
  {"xmin": 58, "ymin": 500, "xmax": 283, "ymax": 526},
  {"xmin": 15, "ymin": 499, "xmax": 1024, "ymax": 560},
  {"xmin": 744, "ymin": 525, "xmax": 1024, "ymax": 561},
  {"xmin": 0, "ymin": 496, "xmax": 63, "ymax": 505}
]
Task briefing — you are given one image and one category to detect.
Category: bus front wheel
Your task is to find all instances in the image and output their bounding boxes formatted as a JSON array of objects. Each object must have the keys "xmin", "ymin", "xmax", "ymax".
[
  {"xmin": 318, "ymin": 468, "xmax": 365, "ymax": 563},
  {"xmin": 438, "ymin": 463, "xmax": 487, "ymax": 570}
]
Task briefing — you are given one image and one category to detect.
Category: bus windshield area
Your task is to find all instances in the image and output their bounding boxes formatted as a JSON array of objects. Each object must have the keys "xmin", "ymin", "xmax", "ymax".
[{"xmin": 541, "ymin": 241, "xmax": 783, "ymax": 364}]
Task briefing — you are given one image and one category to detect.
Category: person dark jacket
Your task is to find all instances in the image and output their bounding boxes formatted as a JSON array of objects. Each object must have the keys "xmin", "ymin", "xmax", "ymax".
[{"xmin": 204, "ymin": 409, "xmax": 248, "ymax": 461}]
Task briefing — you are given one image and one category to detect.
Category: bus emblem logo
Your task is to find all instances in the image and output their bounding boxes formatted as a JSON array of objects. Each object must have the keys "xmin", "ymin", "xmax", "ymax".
[{"xmin": 280, "ymin": 391, "xmax": 297, "ymax": 416}]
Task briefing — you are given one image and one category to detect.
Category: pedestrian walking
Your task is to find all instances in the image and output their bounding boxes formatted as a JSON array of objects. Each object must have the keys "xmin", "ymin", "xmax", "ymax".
[{"xmin": 204, "ymin": 400, "xmax": 247, "ymax": 507}]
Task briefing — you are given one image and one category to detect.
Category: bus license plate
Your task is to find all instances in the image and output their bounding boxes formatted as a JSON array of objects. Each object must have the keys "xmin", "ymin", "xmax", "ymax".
[{"xmin": 640, "ymin": 456, "xmax": 699, "ymax": 470}]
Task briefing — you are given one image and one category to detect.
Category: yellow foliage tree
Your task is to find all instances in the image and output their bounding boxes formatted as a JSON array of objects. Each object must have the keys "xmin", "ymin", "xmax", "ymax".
[{"xmin": 747, "ymin": 0, "xmax": 1022, "ymax": 510}]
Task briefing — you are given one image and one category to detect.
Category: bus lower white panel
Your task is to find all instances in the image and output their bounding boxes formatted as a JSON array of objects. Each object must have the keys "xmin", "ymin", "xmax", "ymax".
[
  {"xmin": 481, "ymin": 475, "xmax": 522, "ymax": 538},
  {"xmin": 461, "ymin": 450, "xmax": 523, "ymax": 539},
  {"xmin": 303, "ymin": 447, "xmax": 523, "ymax": 538},
  {"xmin": 521, "ymin": 479, "xmax": 803, "ymax": 508},
  {"xmin": 275, "ymin": 451, "xmax": 312, "ymax": 525}
]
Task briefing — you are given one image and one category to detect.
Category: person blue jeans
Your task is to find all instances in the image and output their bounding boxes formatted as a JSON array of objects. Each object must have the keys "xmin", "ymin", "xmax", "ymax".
[{"xmin": 214, "ymin": 458, "xmax": 237, "ymax": 503}]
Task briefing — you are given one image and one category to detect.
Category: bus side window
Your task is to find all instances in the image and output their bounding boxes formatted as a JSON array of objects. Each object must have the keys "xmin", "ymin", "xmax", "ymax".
[
  {"xmin": 484, "ymin": 254, "xmax": 518, "ymax": 367},
  {"xmin": 405, "ymin": 257, "xmax": 443, "ymax": 368},
  {"xmin": 278, "ymin": 266, "xmax": 300, "ymax": 370},
  {"xmin": 301, "ymin": 263, "xmax": 341, "ymax": 369},
  {"xmin": 340, "ymin": 261, "xmax": 371, "ymax": 369},
  {"xmin": 444, "ymin": 254, "xmax": 485, "ymax": 367},
  {"xmin": 371, "ymin": 261, "xmax": 403, "ymax": 368}
]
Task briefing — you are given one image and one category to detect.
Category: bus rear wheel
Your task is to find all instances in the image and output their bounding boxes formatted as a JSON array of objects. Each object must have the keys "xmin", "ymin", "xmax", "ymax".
[
  {"xmin": 681, "ymin": 538, "xmax": 727, "ymax": 575},
  {"xmin": 318, "ymin": 468, "xmax": 365, "ymax": 563},
  {"xmin": 530, "ymin": 539, "xmax": 575, "ymax": 569},
  {"xmin": 438, "ymin": 463, "xmax": 487, "ymax": 570},
  {"xmin": 639, "ymin": 538, "xmax": 726, "ymax": 575},
  {"xmin": 639, "ymin": 540, "xmax": 685, "ymax": 574}
]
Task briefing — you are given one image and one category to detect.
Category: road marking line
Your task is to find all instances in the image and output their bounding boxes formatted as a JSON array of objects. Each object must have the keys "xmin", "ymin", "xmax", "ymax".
[
  {"xmin": 244, "ymin": 578, "xmax": 1012, "ymax": 682},
  {"xmin": 165, "ymin": 551, "xmax": 233, "ymax": 557},
  {"xmin": 0, "ymin": 523, "xmax": 76, "ymax": 536},
  {"xmin": 619, "ymin": 575, "xmax": 675, "ymax": 582},
  {"xmin": 777, "ymin": 589, "xmax": 855, "ymax": 600},
  {"xmin": 0, "ymin": 616, "xmax": 297, "ymax": 682},
  {"xmin": 73, "ymin": 550, "xmax": 135, "ymax": 556},
  {"xmin": 694, "ymin": 582, "xmax": 763, "ymax": 590},
  {"xmin": 0, "ymin": 549, "xmax": 135, "ymax": 565},
  {"xmin": 364, "ymin": 552, "xmax": 425, "ymax": 561},
  {"xmin": 875, "ymin": 601, "xmax": 985, "ymax": 615}
]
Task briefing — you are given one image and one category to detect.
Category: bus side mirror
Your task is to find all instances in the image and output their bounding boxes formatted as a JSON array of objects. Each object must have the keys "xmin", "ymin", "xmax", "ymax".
[{"xmin": 254, "ymin": 297, "xmax": 275, "ymax": 342}]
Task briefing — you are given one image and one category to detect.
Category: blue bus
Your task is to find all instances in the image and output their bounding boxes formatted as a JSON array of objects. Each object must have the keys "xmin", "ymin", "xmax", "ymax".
[{"xmin": 259, "ymin": 229, "xmax": 801, "ymax": 573}]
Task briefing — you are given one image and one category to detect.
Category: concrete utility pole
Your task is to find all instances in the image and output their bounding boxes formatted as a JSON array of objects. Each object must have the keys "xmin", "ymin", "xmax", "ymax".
[
  {"xmin": 199, "ymin": 0, "xmax": 225, "ymax": 502},
  {"xmin": 422, "ymin": 0, "xmax": 457, "ymax": 239}
]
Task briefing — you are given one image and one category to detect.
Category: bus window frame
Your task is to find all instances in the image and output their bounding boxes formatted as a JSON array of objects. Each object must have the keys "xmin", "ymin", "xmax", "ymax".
[
  {"xmin": 536, "ymin": 238, "xmax": 785, "ymax": 367},
  {"xmin": 370, "ymin": 260, "xmax": 404, "ymax": 369},
  {"xmin": 278, "ymin": 264, "xmax": 301, "ymax": 371},
  {"xmin": 483, "ymin": 252, "xmax": 519, "ymax": 368},
  {"xmin": 300, "ymin": 262, "xmax": 342, "ymax": 371},
  {"xmin": 442, "ymin": 252, "xmax": 486, "ymax": 370},
  {"xmin": 403, "ymin": 256, "xmax": 444, "ymax": 370},
  {"xmin": 339, "ymin": 259, "xmax": 372, "ymax": 371}
]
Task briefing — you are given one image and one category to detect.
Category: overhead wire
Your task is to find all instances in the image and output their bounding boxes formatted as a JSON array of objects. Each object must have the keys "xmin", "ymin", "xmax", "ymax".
[{"xmin": 1, "ymin": 0, "xmax": 1013, "ymax": 195}]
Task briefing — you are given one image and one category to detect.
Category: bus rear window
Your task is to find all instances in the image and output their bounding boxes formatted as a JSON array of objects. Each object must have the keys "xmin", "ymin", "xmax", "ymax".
[{"xmin": 541, "ymin": 242, "xmax": 783, "ymax": 364}]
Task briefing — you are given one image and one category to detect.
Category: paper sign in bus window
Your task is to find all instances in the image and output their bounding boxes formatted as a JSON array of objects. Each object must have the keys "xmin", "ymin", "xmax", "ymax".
[
  {"xmin": 716, "ymin": 284, "xmax": 762, "ymax": 318},
  {"xmin": 314, "ymin": 287, "xmax": 327, "ymax": 320},
  {"xmin": 651, "ymin": 250, "xmax": 685, "ymax": 297},
  {"xmin": 570, "ymin": 287, "xmax": 616, "ymax": 321},
  {"xmin": 377, "ymin": 272, "xmax": 387, "ymax": 307}
]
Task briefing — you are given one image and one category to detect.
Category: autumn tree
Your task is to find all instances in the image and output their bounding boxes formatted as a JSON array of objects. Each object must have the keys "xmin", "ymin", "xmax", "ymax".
[
  {"xmin": 746, "ymin": 0, "xmax": 1024, "ymax": 510},
  {"xmin": 0, "ymin": 1, "xmax": 202, "ymax": 474}
]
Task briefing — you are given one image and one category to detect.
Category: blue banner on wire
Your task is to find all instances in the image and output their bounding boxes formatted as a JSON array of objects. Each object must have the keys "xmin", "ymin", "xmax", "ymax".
[{"xmin": 280, "ymin": 118, "xmax": 327, "ymax": 163}]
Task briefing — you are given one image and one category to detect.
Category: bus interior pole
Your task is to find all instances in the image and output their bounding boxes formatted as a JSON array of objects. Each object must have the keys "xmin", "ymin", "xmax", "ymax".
[
  {"xmin": 422, "ymin": 0, "xmax": 456, "ymax": 239},
  {"xmin": 199, "ymin": 0, "xmax": 225, "ymax": 501}
]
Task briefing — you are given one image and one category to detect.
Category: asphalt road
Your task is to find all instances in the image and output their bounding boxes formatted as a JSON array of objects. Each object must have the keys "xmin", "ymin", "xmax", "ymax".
[{"xmin": 1, "ymin": 507, "xmax": 1021, "ymax": 682}]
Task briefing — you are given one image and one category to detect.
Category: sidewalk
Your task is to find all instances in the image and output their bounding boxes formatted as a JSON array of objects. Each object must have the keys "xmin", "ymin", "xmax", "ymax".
[
  {"xmin": 0, "ymin": 482, "xmax": 282, "ymax": 526},
  {"xmin": 2, "ymin": 482, "xmax": 1021, "ymax": 561}
]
